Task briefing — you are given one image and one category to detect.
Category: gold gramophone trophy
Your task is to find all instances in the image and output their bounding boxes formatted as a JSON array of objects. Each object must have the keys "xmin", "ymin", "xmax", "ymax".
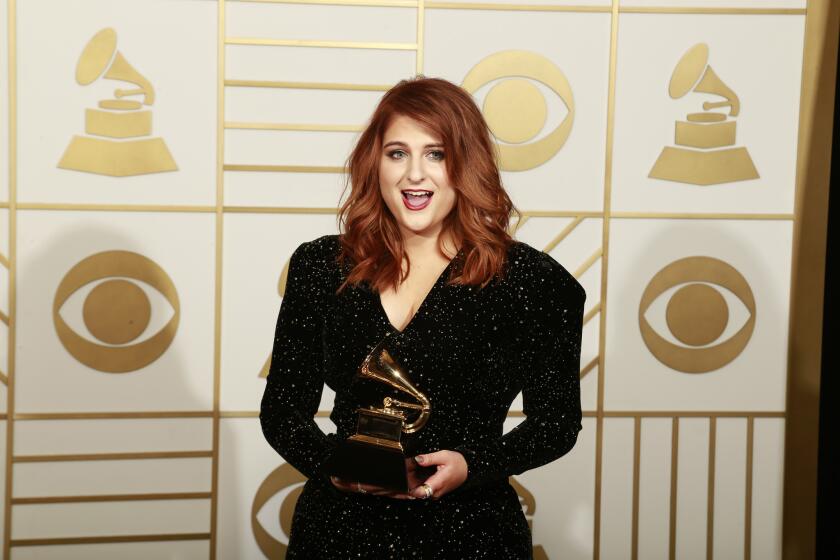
[
  {"xmin": 325, "ymin": 336, "xmax": 432, "ymax": 492},
  {"xmin": 58, "ymin": 27, "xmax": 177, "ymax": 177},
  {"xmin": 649, "ymin": 43, "xmax": 758, "ymax": 186}
]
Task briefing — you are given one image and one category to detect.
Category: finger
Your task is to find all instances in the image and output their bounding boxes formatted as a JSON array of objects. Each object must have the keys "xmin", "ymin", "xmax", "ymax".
[
  {"xmin": 413, "ymin": 450, "xmax": 449, "ymax": 467},
  {"xmin": 413, "ymin": 470, "xmax": 451, "ymax": 499}
]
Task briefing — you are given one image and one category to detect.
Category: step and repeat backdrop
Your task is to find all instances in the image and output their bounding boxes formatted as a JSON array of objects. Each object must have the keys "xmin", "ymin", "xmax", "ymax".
[{"xmin": 0, "ymin": 0, "xmax": 832, "ymax": 559}]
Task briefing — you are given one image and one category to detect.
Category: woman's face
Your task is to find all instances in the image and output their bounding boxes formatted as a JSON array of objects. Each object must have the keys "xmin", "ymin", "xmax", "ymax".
[{"xmin": 378, "ymin": 114, "xmax": 457, "ymax": 241}]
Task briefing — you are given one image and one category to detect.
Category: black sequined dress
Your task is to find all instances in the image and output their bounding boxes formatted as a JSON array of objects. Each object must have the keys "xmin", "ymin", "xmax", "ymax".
[{"xmin": 260, "ymin": 234, "xmax": 585, "ymax": 559}]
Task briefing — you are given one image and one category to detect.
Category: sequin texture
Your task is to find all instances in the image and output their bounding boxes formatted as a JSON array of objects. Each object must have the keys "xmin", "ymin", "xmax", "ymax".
[{"xmin": 260, "ymin": 234, "xmax": 586, "ymax": 559}]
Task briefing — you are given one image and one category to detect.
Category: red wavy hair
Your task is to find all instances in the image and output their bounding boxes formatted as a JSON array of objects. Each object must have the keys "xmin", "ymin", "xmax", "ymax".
[{"xmin": 335, "ymin": 75, "xmax": 520, "ymax": 294}]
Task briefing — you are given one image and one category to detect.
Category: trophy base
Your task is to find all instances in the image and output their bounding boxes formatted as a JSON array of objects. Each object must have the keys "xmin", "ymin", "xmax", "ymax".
[{"xmin": 325, "ymin": 438, "xmax": 412, "ymax": 492}]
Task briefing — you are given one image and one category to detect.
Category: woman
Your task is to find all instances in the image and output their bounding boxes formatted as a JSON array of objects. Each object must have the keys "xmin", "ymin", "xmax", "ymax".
[{"xmin": 260, "ymin": 76, "xmax": 585, "ymax": 559}]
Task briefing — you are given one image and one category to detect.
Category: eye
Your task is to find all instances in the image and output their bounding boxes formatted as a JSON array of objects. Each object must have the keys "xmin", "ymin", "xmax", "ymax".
[
  {"xmin": 462, "ymin": 49, "xmax": 574, "ymax": 171},
  {"xmin": 427, "ymin": 150, "xmax": 445, "ymax": 162},
  {"xmin": 53, "ymin": 250, "xmax": 180, "ymax": 373},
  {"xmin": 638, "ymin": 256, "xmax": 756, "ymax": 373},
  {"xmin": 251, "ymin": 463, "xmax": 307, "ymax": 557},
  {"xmin": 386, "ymin": 149, "xmax": 406, "ymax": 160}
]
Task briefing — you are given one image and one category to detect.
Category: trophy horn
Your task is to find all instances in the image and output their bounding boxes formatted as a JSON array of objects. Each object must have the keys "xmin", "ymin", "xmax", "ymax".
[{"xmin": 358, "ymin": 338, "xmax": 431, "ymax": 433}]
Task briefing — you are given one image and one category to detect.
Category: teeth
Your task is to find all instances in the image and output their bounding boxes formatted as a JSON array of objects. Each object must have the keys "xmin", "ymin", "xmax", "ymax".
[{"xmin": 403, "ymin": 190, "xmax": 432, "ymax": 196}]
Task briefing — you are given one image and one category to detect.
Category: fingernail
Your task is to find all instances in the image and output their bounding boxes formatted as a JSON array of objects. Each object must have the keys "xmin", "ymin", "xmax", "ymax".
[{"xmin": 415, "ymin": 455, "xmax": 424, "ymax": 464}]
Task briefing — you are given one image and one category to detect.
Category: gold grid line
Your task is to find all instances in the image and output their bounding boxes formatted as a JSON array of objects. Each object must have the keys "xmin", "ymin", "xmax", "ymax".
[
  {"xmin": 13, "ymin": 411, "xmax": 213, "ymax": 420},
  {"xmin": 13, "ymin": 451, "xmax": 213, "ymax": 463},
  {"xmin": 594, "ymin": 1, "xmax": 619, "ymax": 556},
  {"xmin": 669, "ymin": 417, "xmax": 679, "ymax": 560},
  {"xmin": 618, "ymin": 7, "xmax": 804, "ymax": 16},
  {"xmin": 583, "ymin": 302, "xmax": 600, "ymax": 326},
  {"xmin": 225, "ymin": 79, "xmax": 392, "ymax": 90},
  {"xmin": 0, "ymin": 309, "xmax": 9, "ymax": 324},
  {"xmin": 220, "ymin": 409, "xmax": 787, "ymax": 418},
  {"xmin": 241, "ymin": 0, "xmax": 418, "ymax": 7},
  {"xmin": 0, "ymin": 371, "xmax": 7, "ymax": 386},
  {"xmin": 211, "ymin": 2, "xmax": 227, "ymax": 559},
  {"xmin": 580, "ymin": 356, "xmax": 598, "ymax": 379},
  {"xmin": 3, "ymin": 0, "xmax": 17, "ymax": 556},
  {"xmin": 572, "ymin": 248, "xmax": 601, "ymax": 279},
  {"xmin": 706, "ymin": 417, "xmax": 716, "ymax": 560},
  {"xmin": 10, "ymin": 533, "xmax": 211, "ymax": 547},
  {"xmin": 225, "ymin": 37, "xmax": 417, "ymax": 50},
  {"xmin": 12, "ymin": 492, "xmax": 212, "ymax": 505},
  {"xmin": 223, "ymin": 164, "xmax": 346, "ymax": 173},
  {"xmin": 744, "ymin": 417, "xmax": 754, "ymax": 560},
  {"xmin": 426, "ymin": 2, "xmax": 611, "ymax": 12},
  {"xmin": 611, "ymin": 211, "xmax": 794, "ymax": 220},
  {"xmin": 416, "ymin": 0, "xmax": 424, "ymax": 73},
  {"xmin": 631, "ymin": 417, "xmax": 641, "ymax": 560},
  {"xmin": 16, "ymin": 203, "xmax": 216, "ymax": 213},
  {"xmin": 0, "ymin": 252, "xmax": 8, "ymax": 267},
  {"xmin": 225, "ymin": 121, "xmax": 363, "ymax": 132},
  {"xmin": 542, "ymin": 215, "xmax": 585, "ymax": 253}
]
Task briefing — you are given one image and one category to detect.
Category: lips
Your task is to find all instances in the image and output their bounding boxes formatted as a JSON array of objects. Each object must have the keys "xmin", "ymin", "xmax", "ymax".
[{"xmin": 401, "ymin": 190, "xmax": 433, "ymax": 210}]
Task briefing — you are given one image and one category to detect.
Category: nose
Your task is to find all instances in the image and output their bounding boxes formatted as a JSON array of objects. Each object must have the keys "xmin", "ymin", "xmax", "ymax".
[{"xmin": 407, "ymin": 153, "xmax": 426, "ymax": 183}]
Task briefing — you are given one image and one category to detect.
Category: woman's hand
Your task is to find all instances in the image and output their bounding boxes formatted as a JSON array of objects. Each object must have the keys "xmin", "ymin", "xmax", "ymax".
[
  {"xmin": 329, "ymin": 457, "xmax": 427, "ymax": 500},
  {"xmin": 409, "ymin": 450, "xmax": 468, "ymax": 500}
]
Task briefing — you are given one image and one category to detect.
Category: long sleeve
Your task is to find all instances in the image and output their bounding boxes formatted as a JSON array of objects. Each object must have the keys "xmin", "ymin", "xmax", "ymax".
[
  {"xmin": 260, "ymin": 240, "xmax": 337, "ymax": 480},
  {"xmin": 454, "ymin": 256, "xmax": 585, "ymax": 491}
]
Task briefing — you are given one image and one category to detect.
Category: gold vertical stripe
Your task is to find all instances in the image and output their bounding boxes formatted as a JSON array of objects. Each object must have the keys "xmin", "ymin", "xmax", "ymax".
[
  {"xmin": 744, "ymin": 417, "xmax": 754, "ymax": 560},
  {"xmin": 631, "ymin": 417, "xmax": 641, "ymax": 560},
  {"xmin": 416, "ymin": 0, "xmax": 425, "ymax": 74},
  {"xmin": 706, "ymin": 417, "xmax": 716, "ymax": 560},
  {"xmin": 669, "ymin": 417, "xmax": 679, "ymax": 560},
  {"xmin": 3, "ymin": 0, "xmax": 17, "ymax": 557},
  {"xmin": 784, "ymin": 1, "xmax": 837, "ymax": 557},
  {"xmin": 210, "ymin": 2, "xmax": 226, "ymax": 559},
  {"xmin": 594, "ymin": 2, "xmax": 619, "ymax": 558}
]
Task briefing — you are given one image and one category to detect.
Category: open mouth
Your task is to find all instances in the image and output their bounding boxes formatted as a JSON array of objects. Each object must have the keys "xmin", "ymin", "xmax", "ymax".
[{"xmin": 401, "ymin": 190, "xmax": 433, "ymax": 210}]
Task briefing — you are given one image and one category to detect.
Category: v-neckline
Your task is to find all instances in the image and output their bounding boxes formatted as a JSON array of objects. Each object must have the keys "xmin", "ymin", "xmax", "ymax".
[{"xmin": 375, "ymin": 248, "xmax": 462, "ymax": 335}]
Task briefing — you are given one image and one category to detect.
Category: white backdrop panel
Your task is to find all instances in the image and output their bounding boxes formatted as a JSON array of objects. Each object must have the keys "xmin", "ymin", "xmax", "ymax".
[
  {"xmin": 604, "ymin": 218, "xmax": 792, "ymax": 411},
  {"xmin": 225, "ymin": 129, "xmax": 359, "ymax": 168},
  {"xmin": 675, "ymin": 418, "xmax": 710, "ymax": 560},
  {"xmin": 638, "ymin": 418, "xmax": 672, "ymax": 560},
  {"xmin": 13, "ymin": 458, "xmax": 212, "ymax": 498},
  {"xmin": 15, "ymin": 210, "xmax": 215, "ymax": 413},
  {"xmin": 13, "ymin": 418, "xmax": 212, "ymax": 455},
  {"xmin": 17, "ymin": 0, "xmax": 217, "ymax": 205},
  {"xmin": 11, "ymin": 541, "xmax": 209, "ymax": 560},
  {"xmin": 11, "ymin": 499, "xmax": 210, "ymax": 540},
  {"xmin": 225, "ymin": 88, "xmax": 384, "ymax": 128},
  {"xmin": 0, "ymin": 0, "xmax": 8, "ymax": 202},
  {"xmin": 612, "ymin": 12, "xmax": 805, "ymax": 213},
  {"xmin": 424, "ymin": 9, "xmax": 611, "ymax": 212},
  {"xmin": 712, "ymin": 418, "xmax": 748, "ymax": 559},
  {"xmin": 225, "ymin": 44, "xmax": 415, "ymax": 85},
  {"xmin": 751, "ymin": 417, "xmax": 784, "ymax": 560},
  {"xmin": 226, "ymin": 2, "xmax": 416, "ymax": 43},
  {"xmin": 224, "ymin": 170, "xmax": 348, "ymax": 209},
  {"xmin": 221, "ymin": 212, "xmax": 339, "ymax": 413}
]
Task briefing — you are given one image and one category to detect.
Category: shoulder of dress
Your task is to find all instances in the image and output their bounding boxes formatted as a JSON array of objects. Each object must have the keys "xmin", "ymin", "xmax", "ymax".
[
  {"xmin": 507, "ymin": 241, "xmax": 586, "ymax": 304},
  {"xmin": 292, "ymin": 234, "xmax": 343, "ymax": 287}
]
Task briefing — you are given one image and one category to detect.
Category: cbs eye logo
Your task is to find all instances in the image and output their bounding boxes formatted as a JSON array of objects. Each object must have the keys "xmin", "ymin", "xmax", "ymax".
[
  {"xmin": 53, "ymin": 250, "xmax": 180, "ymax": 373},
  {"xmin": 462, "ymin": 49, "xmax": 574, "ymax": 171},
  {"xmin": 638, "ymin": 256, "xmax": 756, "ymax": 373},
  {"xmin": 251, "ymin": 463, "xmax": 306, "ymax": 558}
]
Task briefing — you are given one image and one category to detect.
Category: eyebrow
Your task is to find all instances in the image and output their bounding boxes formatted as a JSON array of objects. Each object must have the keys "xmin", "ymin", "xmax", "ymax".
[{"xmin": 382, "ymin": 141, "xmax": 444, "ymax": 149}]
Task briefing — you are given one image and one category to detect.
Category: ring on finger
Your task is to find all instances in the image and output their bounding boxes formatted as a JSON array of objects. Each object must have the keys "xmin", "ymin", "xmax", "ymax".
[
  {"xmin": 420, "ymin": 483, "xmax": 433, "ymax": 499},
  {"xmin": 357, "ymin": 482, "xmax": 367, "ymax": 494}
]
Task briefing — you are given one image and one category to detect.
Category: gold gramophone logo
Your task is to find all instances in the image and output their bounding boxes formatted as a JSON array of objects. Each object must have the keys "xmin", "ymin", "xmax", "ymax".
[
  {"xmin": 58, "ymin": 28, "xmax": 177, "ymax": 177},
  {"xmin": 649, "ymin": 43, "xmax": 758, "ymax": 185}
]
